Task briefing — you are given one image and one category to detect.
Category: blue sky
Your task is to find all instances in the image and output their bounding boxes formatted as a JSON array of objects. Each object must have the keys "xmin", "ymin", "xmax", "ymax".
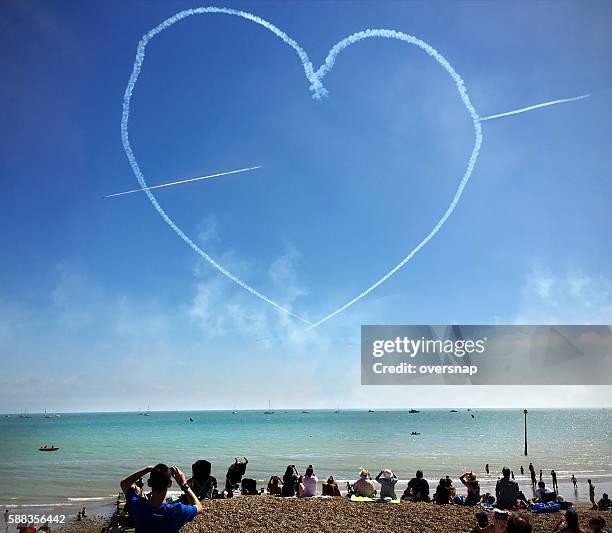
[{"xmin": 1, "ymin": 0, "xmax": 611, "ymax": 412}]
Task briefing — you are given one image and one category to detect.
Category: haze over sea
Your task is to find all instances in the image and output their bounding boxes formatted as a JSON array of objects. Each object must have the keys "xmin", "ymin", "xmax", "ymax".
[{"xmin": 1, "ymin": 409, "xmax": 610, "ymax": 508}]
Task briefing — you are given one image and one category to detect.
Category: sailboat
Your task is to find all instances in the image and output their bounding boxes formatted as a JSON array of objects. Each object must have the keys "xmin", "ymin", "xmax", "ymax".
[
  {"xmin": 335, "ymin": 405, "xmax": 340, "ymax": 414},
  {"xmin": 19, "ymin": 409, "xmax": 32, "ymax": 419},
  {"xmin": 143, "ymin": 405, "xmax": 151, "ymax": 416},
  {"xmin": 44, "ymin": 409, "xmax": 53, "ymax": 419},
  {"xmin": 232, "ymin": 404, "xmax": 237, "ymax": 415},
  {"xmin": 264, "ymin": 401, "xmax": 274, "ymax": 414}
]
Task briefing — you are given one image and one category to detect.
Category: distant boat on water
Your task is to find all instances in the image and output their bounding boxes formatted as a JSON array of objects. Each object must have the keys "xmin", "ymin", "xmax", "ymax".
[
  {"xmin": 450, "ymin": 409, "xmax": 458, "ymax": 412},
  {"xmin": 19, "ymin": 409, "xmax": 32, "ymax": 419},
  {"xmin": 368, "ymin": 409, "xmax": 375, "ymax": 413},
  {"xmin": 38, "ymin": 445, "xmax": 59, "ymax": 452},
  {"xmin": 264, "ymin": 401, "xmax": 274, "ymax": 414},
  {"xmin": 409, "ymin": 409, "xmax": 420, "ymax": 413},
  {"xmin": 335, "ymin": 405, "xmax": 340, "ymax": 414},
  {"xmin": 143, "ymin": 405, "xmax": 151, "ymax": 416},
  {"xmin": 302, "ymin": 411, "xmax": 309, "ymax": 414}
]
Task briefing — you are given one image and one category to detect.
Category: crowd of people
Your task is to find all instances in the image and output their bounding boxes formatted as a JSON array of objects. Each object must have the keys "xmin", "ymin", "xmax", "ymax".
[{"xmin": 111, "ymin": 460, "xmax": 611, "ymax": 533}]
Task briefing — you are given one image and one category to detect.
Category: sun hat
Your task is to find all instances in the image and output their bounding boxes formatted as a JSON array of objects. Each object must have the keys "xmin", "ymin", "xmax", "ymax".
[
  {"xmin": 360, "ymin": 469, "xmax": 370, "ymax": 477},
  {"xmin": 383, "ymin": 469, "xmax": 393, "ymax": 479}
]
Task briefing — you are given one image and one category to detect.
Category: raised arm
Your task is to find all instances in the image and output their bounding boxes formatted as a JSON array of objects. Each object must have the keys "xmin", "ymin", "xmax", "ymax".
[
  {"xmin": 120, "ymin": 465, "xmax": 154, "ymax": 494},
  {"xmin": 459, "ymin": 473, "xmax": 469, "ymax": 487},
  {"xmin": 171, "ymin": 466, "xmax": 203, "ymax": 514}
]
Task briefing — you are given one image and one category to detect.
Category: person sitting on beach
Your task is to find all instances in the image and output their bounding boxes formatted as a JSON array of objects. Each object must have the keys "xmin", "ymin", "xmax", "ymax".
[
  {"xmin": 470, "ymin": 511, "xmax": 494, "ymax": 532},
  {"xmin": 375, "ymin": 469, "xmax": 398, "ymax": 500},
  {"xmin": 267, "ymin": 475, "xmax": 283, "ymax": 495},
  {"xmin": 598, "ymin": 493, "xmax": 611, "ymax": 511},
  {"xmin": 536, "ymin": 481, "xmax": 556, "ymax": 502},
  {"xmin": 505, "ymin": 512, "xmax": 533, "ymax": 533},
  {"xmin": 352, "ymin": 469, "xmax": 376, "ymax": 498},
  {"xmin": 281, "ymin": 465, "xmax": 300, "ymax": 497},
  {"xmin": 302, "ymin": 465, "xmax": 318, "ymax": 497},
  {"xmin": 120, "ymin": 464, "xmax": 202, "ymax": 533},
  {"xmin": 459, "ymin": 472, "xmax": 481, "ymax": 506},
  {"xmin": 496, "ymin": 467, "xmax": 520, "ymax": 510},
  {"xmin": 406, "ymin": 470, "xmax": 430, "ymax": 502},
  {"xmin": 433, "ymin": 478, "xmax": 452, "ymax": 504},
  {"xmin": 588, "ymin": 517, "xmax": 608, "ymax": 533},
  {"xmin": 553, "ymin": 508, "xmax": 586, "ymax": 533},
  {"xmin": 322, "ymin": 476, "xmax": 341, "ymax": 497},
  {"xmin": 481, "ymin": 493, "xmax": 495, "ymax": 507}
]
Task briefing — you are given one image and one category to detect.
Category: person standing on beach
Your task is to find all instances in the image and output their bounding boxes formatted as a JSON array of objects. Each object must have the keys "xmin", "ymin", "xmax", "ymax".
[
  {"xmin": 551, "ymin": 470, "xmax": 559, "ymax": 493},
  {"xmin": 539, "ymin": 469, "xmax": 543, "ymax": 482},
  {"xmin": 589, "ymin": 479, "xmax": 597, "ymax": 510},
  {"xmin": 120, "ymin": 464, "xmax": 202, "ymax": 533},
  {"xmin": 496, "ymin": 467, "xmax": 520, "ymax": 510},
  {"xmin": 485, "ymin": 464, "xmax": 490, "ymax": 475},
  {"xmin": 572, "ymin": 474, "xmax": 578, "ymax": 489},
  {"xmin": 511, "ymin": 470, "xmax": 515, "ymax": 480},
  {"xmin": 530, "ymin": 468, "xmax": 537, "ymax": 487},
  {"xmin": 520, "ymin": 465, "xmax": 524, "ymax": 476},
  {"xmin": 3, "ymin": 509, "xmax": 9, "ymax": 533}
]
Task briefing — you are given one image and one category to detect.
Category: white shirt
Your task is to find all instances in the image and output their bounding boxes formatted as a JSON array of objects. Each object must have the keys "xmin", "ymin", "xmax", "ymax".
[{"xmin": 302, "ymin": 474, "xmax": 318, "ymax": 497}]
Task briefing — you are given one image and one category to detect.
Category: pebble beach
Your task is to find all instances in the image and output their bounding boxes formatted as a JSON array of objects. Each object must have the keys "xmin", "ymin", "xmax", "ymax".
[{"xmin": 57, "ymin": 498, "xmax": 608, "ymax": 533}]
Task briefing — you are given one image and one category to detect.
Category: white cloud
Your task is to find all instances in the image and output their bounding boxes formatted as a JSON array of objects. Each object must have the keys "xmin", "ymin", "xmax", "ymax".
[{"xmin": 514, "ymin": 267, "xmax": 612, "ymax": 324}]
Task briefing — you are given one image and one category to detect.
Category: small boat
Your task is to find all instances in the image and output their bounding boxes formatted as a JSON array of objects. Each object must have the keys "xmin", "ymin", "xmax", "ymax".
[
  {"xmin": 409, "ymin": 409, "xmax": 420, "ymax": 413},
  {"xmin": 368, "ymin": 409, "xmax": 375, "ymax": 413},
  {"xmin": 302, "ymin": 411, "xmax": 309, "ymax": 414},
  {"xmin": 450, "ymin": 409, "xmax": 458, "ymax": 412},
  {"xmin": 411, "ymin": 432, "xmax": 421, "ymax": 436},
  {"xmin": 335, "ymin": 405, "xmax": 340, "ymax": 414},
  {"xmin": 264, "ymin": 400, "xmax": 274, "ymax": 414},
  {"xmin": 39, "ymin": 446, "xmax": 59, "ymax": 452}
]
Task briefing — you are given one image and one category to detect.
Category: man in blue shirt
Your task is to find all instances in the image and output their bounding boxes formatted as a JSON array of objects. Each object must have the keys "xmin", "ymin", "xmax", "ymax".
[{"xmin": 120, "ymin": 463, "xmax": 203, "ymax": 533}]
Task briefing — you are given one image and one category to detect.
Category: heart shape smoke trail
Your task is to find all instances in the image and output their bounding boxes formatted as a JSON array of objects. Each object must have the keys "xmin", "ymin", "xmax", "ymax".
[{"xmin": 121, "ymin": 6, "xmax": 483, "ymax": 329}]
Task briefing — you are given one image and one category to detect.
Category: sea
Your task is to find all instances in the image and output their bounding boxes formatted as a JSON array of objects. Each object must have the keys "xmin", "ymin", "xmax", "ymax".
[{"xmin": 1, "ymin": 409, "xmax": 610, "ymax": 516}]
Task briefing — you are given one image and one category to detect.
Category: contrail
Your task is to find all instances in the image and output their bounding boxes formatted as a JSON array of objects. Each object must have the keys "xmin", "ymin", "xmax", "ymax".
[
  {"xmin": 121, "ymin": 8, "xmax": 481, "ymax": 328},
  {"xmin": 480, "ymin": 94, "xmax": 591, "ymax": 121},
  {"xmin": 121, "ymin": 7, "xmax": 592, "ymax": 330},
  {"xmin": 104, "ymin": 165, "xmax": 261, "ymax": 198}
]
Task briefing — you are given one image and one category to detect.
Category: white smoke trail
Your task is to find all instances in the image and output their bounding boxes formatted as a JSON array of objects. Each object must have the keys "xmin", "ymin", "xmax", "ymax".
[
  {"xmin": 121, "ymin": 8, "xmax": 483, "ymax": 328},
  {"xmin": 121, "ymin": 7, "xmax": 315, "ymax": 325},
  {"xmin": 310, "ymin": 29, "xmax": 484, "ymax": 327},
  {"xmin": 105, "ymin": 165, "xmax": 261, "ymax": 198},
  {"xmin": 481, "ymin": 94, "xmax": 591, "ymax": 121}
]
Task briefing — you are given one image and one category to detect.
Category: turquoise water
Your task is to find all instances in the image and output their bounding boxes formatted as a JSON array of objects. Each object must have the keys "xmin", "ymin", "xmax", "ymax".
[{"xmin": 1, "ymin": 409, "xmax": 610, "ymax": 507}]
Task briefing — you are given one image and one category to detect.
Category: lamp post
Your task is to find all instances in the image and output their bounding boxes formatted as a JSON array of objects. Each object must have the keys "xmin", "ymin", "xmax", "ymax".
[{"xmin": 523, "ymin": 409, "xmax": 528, "ymax": 456}]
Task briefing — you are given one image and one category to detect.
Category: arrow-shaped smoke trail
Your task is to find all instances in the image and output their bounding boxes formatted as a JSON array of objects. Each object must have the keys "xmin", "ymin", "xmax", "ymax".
[
  {"xmin": 104, "ymin": 166, "xmax": 261, "ymax": 198},
  {"xmin": 480, "ymin": 94, "xmax": 591, "ymax": 121}
]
